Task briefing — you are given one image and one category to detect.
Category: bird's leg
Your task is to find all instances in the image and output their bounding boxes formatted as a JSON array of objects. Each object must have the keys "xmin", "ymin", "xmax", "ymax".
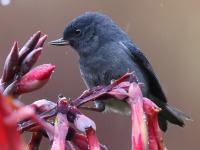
[
  {"xmin": 79, "ymin": 101, "xmax": 106, "ymax": 112},
  {"xmin": 78, "ymin": 106, "xmax": 104, "ymax": 112}
]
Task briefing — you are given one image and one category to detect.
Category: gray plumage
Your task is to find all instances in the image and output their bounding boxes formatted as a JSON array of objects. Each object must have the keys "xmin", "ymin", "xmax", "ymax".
[{"xmin": 49, "ymin": 12, "xmax": 190, "ymax": 132}]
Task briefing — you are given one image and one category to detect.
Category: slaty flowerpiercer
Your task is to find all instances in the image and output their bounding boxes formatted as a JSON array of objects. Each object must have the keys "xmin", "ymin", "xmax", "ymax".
[{"xmin": 49, "ymin": 12, "xmax": 190, "ymax": 131}]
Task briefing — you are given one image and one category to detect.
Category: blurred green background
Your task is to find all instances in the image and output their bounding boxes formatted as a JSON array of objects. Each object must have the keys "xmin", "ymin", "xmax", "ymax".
[{"xmin": 0, "ymin": 0, "xmax": 199, "ymax": 149}]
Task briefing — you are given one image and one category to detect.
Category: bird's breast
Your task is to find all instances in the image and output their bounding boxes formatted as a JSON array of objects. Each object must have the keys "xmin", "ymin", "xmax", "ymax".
[
  {"xmin": 79, "ymin": 51, "xmax": 149, "ymax": 94},
  {"xmin": 79, "ymin": 48, "xmax": 149, "ymax": 114}
]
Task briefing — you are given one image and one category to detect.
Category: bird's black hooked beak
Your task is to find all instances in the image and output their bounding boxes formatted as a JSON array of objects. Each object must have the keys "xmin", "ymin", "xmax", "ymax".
[{"xmin": 48, "ymin": 38, "xmax": 69, "ymax": 46}]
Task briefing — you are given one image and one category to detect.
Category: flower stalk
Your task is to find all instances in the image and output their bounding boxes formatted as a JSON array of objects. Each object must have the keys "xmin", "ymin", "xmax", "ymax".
[{"xmin": 0, "ymin": 32, "xmax": 167, "ymax": 150}]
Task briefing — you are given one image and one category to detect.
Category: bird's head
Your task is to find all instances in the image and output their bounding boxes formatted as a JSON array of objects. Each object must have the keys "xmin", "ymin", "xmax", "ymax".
[{"xmin": 49, "ymin": 12, "xmax": 123, "ymax": 56}]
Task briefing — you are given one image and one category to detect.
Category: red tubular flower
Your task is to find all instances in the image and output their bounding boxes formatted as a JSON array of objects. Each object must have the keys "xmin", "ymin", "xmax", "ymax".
[
  {"xmin": 51, "ymin": 113, "xmax": 69, "ymax": 150},
  {"xmin": 0, "ymin": 94, "xmax": 55, "ymax": 150},
  {"xmin": 71, "ymin": 133, "xmax": 90, "ymax": 150},
  {"xmin": 143, "ymin": 98, "xmax": 166, "ymax": 150},
  {"xmin": 85, "ymin": 126, "xmax": 101, "ymax": 150},
  {"xmin": 0, "ymin": 94, "xmax": 25, "ymax": 150},
  {"xmin": 126, "ymin": 82, "xmax": 148, "ymax": 150},
  {"xmin": 71, "ymin": 133, "xmax": 108, "ymax": 150},
  {"xmin": 13, "ymin": 64, "xmax": 55, "ymax": 95}
]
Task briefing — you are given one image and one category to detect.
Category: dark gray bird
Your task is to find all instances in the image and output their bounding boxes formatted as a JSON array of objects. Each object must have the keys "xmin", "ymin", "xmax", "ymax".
[{"xmin": 49, "ymin": 12, "xmax": 190, "ymax": 131}]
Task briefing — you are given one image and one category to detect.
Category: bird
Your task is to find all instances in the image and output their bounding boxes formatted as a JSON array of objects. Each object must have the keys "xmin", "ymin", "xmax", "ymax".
[{"xmin": 49, "ymin": 12, "xmax": 190, "ymax": 132}]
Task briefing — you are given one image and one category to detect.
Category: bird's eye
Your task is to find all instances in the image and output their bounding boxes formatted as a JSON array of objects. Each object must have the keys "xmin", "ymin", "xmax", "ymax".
[{"xmin": 74, "ymin": 28, "xmax": 81, "ymax": 35}]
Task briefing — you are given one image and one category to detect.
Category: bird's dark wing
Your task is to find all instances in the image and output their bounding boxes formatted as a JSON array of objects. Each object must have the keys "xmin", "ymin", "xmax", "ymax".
[
  {"xmin": 120, "ymin": 41, "xmax": 191, "ymax": 132},
  {"xmin": 120, "ymin": 41, "xmax": 167, "ymax": 103}
]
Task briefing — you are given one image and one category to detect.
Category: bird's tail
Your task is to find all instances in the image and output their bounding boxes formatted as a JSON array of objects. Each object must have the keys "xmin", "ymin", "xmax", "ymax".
[
  {"xmin": 149, "ymin": 95, "xmax": 192, "ymax": 132},
  {"xmin": 158, "ymin": 103, "xmax": 192, "ymax": 132}
]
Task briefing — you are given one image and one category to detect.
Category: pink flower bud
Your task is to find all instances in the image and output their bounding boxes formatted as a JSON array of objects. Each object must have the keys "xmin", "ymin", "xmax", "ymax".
[
  {"xmin": 14, "ymin": 64, "xmax": 55, "ymax": 95},
  {"xmin": 1, "ymin": 41, "xmax": 19, "ymax": 83},
  {"xmin": 18, "ymin": 31, "xmax": 41, "ymax": 63},
  {"xmin": 20, "ymin": 48, "xmax": 42, "ymax": 74},
  {"xmin": 35, "ymin": 35, "xmax": 48, "ymax": 49},
  {"xmin": 3, "ymin": 81, "xmax": 17, "ymax": 96}
]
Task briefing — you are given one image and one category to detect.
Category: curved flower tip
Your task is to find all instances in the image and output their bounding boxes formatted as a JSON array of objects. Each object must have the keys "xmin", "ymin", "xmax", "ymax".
[
  {"xmin": 31, "ymin": 99, "xmax": 56, "ymax": 113},
  {"xmin": 107, "ymin": 88, "xmax": 128, "ymax": 100},
  {"xmin": 14, "ymin": 64, "xmax": 55, "ymax": 95},
  {"xmin": 74, "ymin": 113, "xmax": 96, "ymax": 133},
  {"xmin": 143, "ymin": 98, "xmax": 161, "ymax": 115}
]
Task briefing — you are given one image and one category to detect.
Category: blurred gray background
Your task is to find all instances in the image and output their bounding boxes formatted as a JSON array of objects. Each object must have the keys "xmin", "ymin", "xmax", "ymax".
[{"xmin": 0, "ymin": 0, "xmax": 199, "ymax": 149}]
